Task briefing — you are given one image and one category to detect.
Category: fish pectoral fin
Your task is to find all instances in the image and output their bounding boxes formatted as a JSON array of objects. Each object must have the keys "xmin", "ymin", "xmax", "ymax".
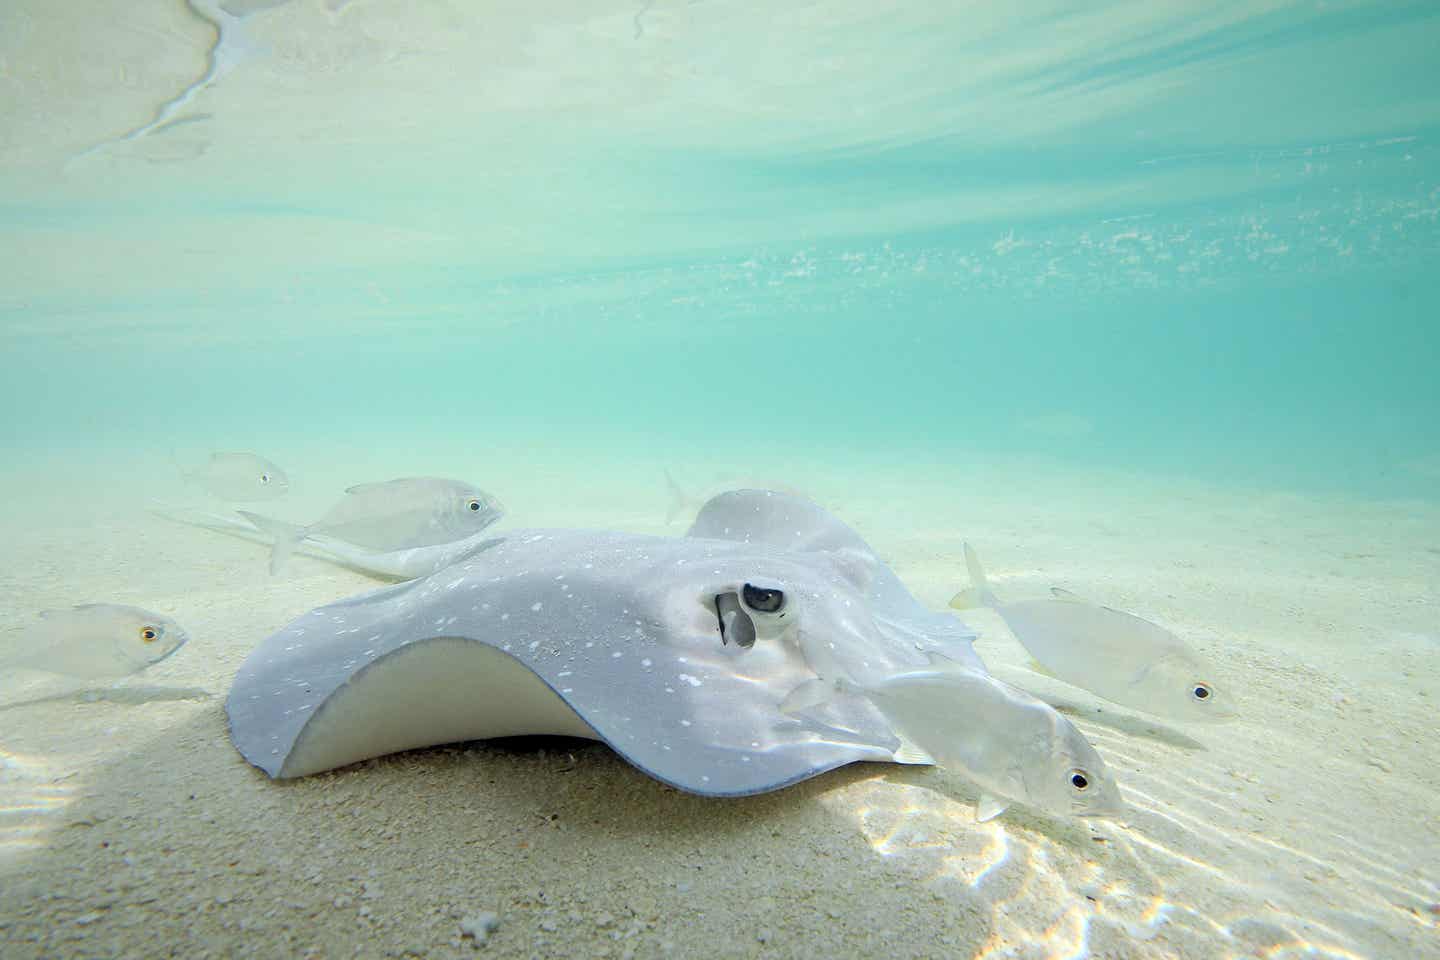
[
  {"xmin": 1026, "ymin": 658, "xmax": 1058, "ymax": 679},
  {"xmin": 1049, "ymin": 587, "xmax": 1084, "ymax": 603},
  {"xmin": 778, "ymin": 678, "xmax": 835, "ymax": 715},
  {"xmin": 948, "ymin": 588, "xmax": 985, "ymax": 610},
  {"xmin": 976, "ymin": 793, "xmax": 1010, "ymax": 822},
  {"xmin": 891, "ymin": 736, "xmax": 935, "ymax": 765}
]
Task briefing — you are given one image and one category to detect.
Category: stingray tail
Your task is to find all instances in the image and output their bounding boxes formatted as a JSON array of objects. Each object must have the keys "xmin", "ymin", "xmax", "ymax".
[
  {"xmin": 949, "ymin": 542, "xmax": 999, "ymax": 609},
  {"xmin": 237, "ymin": 510, "xmax": 306, "ymax": 576}
]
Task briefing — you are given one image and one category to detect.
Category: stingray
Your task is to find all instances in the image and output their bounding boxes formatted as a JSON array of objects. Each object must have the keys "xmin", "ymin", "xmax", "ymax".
[{"xmin": 227, "ymin": 492, "xmax": 982, "ymax": 795}]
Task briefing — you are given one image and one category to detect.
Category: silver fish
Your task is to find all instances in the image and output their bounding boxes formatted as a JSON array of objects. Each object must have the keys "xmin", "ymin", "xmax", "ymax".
[
  {"xmin": 783, "ymin": 654, "xmax": 1125, "ymax": 821},
  {"xmin": 951, "ymin": 543, "xmax": 1237, "ymax": 724},
  {"xmin": 2, "ymin": 604, "xmax": 189, "ymax": 682},
  {"xmin": 181, "ymin": 451, "xmax": 290, "ymax": 502},
  {"xmin": 240, "ymin": 477, "xmax": 504, "ymax": 575}
]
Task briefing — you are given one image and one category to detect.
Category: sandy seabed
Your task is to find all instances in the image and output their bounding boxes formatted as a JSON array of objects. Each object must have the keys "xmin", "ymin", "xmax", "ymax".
[{"xmin": 0, "ymin": 448, "xmax": 1437, "ymax": 960}]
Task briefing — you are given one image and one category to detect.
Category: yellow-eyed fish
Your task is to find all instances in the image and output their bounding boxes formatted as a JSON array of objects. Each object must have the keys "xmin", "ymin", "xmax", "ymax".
[
  {"xmin": 781, "ymin": 653, "xmax": 1125, "ymax": 822},
  {"xmin": 2, "ymin": 605, "xmax": 189, "ymax": 682},
  {"xmin": 950, "ymin": 543, "xmax": 1236, "ymax": 724},
  {"xmin": 240, "ymin": 477, "xmax": 504, "ymax": 575}
]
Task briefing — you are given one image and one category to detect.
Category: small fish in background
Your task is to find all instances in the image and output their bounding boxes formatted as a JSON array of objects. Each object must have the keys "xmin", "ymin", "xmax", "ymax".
[
  {"xmin": 782, "ymin": 653, "xmax": 1125, "ymax": 822},
  {"xmin": 178, "ymin": 451, "xmax": 290, "ymax": 502},
  {"xmin": 240, "ymin": 477, "xmax": 504, "ymax": 575},
  {"xmin": 1, "ymin": 605, "xmax": 189, "ymax": 688},
  {"xmin": 951, "ymin": 543, "xmax": 1237, "ymax": 724}
]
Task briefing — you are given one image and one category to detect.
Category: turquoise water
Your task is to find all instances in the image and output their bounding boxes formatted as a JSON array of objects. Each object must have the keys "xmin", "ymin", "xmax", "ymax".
[
  {"xmin": 2, "ymin": 3, "xmax": 1440, "ymax": 959},
  {"xmin": 3, "ymin": 3, "xmax": 1437, "ymax": 499}
]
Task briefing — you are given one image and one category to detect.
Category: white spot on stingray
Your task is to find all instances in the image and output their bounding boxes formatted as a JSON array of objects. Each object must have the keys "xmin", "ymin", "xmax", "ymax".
[
  {"xmin": 562, "ymin": 688, "xmax": 573, "ymax": 694},
  {"xmin": 701, "ymin": 775, "xmax": 710, "ymax": 783},
  {"xmin": 529, "ymin": 641, "xmax": 540, "ymax": 650},
  {"xmin": 501, "ymin": 613, "xmax": 510, "ymax": 621},
  {"xmin": 664, "ymin": 687, "xmax": 675, "ymax": 694},
  {"xmin": 558, "ymin": 671, "xmax": 572, "ymax": 678},
  {"xmin": 678, "ymin": 674, "xmax": 702, "ymax": 687},
  {"xmin": 531, "ymin": 602, "xmax": 543, "ymax": 612},
  {"xmin": 554, "ymin": 574, "xmax": 565, "ymax": 580},
  {"xmin": 680, "ymin": 720, "xmax": 692, "ymax": 726},
  {"xmin": 641, "ymin": 658, "xmax": 652, "ymax": 668},
  {"xmin": 612, "ymin": 651, "xmax": 623, "ymax": 659}
]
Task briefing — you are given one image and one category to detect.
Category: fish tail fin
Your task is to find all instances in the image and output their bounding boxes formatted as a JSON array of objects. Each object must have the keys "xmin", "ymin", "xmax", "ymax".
[
  {"xmin": 663, "ymin": 469, "xmax": 689, "ymax": 526},
  {"xmin": 977, "ymin": 793, "xmax": 1011, "ymax": 822},
  {"xmin": 237, "ymin": 510, "xmax": 305, "ymax": 576},
  {"xmin": 891, "ymin": 735, "xmax": 935, "ymax": 765},
  {"xmin": 949, "ymin": 542, "xmax": 999, "ymax": 609}
]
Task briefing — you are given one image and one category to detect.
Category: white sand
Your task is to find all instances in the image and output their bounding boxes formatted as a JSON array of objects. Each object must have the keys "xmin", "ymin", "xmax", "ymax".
[{"xmin": 1, "ymin": 449, "xmax": 1436, "ymax": 959}]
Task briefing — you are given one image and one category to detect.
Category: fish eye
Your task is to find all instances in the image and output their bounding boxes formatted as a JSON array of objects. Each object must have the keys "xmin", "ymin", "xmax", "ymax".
[
  {"xmin": 260, "ymin": 473, "xmax": 271, "ymax": 484},
  {"xmin": 1191, "ymin": 682, "xmax": 1212, "ymax": 702},
  {"xmin": 140, "ymin": 626, "xmax": 159, "ymax": 643},
  {"xmin": 1068, "ymin": 769, "xmax": 1090, "ymax": 792},
  {"xmin": 466, "ymin": 499, "xmax": 482, "ymax": 512},
  {"xmin": 741, "ymin": 583, "xmax": 785, "ymax": 614}
]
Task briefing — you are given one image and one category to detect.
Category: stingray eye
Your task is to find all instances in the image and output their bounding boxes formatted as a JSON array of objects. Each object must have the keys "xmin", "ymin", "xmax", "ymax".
[
  {"xmin": 466, "ymin": 498, "xmax": 483, "ymax": 512},
  {"xmin": 1068, "ymin": 769, "xmax": 1091, "ymax": 792},
  {"xmin": 1191, "ymin": 682, "xmax": 1212, "ymax": 702},
  {"xmin": 741, "ymin": 583, "xmax": 785, "ymax": 614},
  {"xmin": 140, "ymin": 626, "xmax": 159, "ymax": 643}
]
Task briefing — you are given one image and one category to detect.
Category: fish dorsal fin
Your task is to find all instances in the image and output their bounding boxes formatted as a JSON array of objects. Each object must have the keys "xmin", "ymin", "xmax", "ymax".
[
  {"xmin": 891, "ymin": 736, "xmax": 934, "ymax": 765},
  {"xmin": 976, "ymin": 793, "xmax": 1010, "ymax": 822},
  {"xmin": 1049, "ymin": 587, "xmax": 1084, "ymax": 603},
  {"xmin": 344, "ymin": 481, "xmax": 393, "ymax": 496},
  {"xmin": 39, "ymin": 604, "xmax": 106, "ymax": 619}
]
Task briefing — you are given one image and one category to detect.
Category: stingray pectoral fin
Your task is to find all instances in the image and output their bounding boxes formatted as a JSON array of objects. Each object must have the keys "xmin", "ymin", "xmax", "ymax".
[
  {"xmin": 976, "ymin": 793, "xmax": 1010, "ymax": 822},
  {"xmin": 233, "ymin": 638, "xmax": 600, "ymax": 779}
]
